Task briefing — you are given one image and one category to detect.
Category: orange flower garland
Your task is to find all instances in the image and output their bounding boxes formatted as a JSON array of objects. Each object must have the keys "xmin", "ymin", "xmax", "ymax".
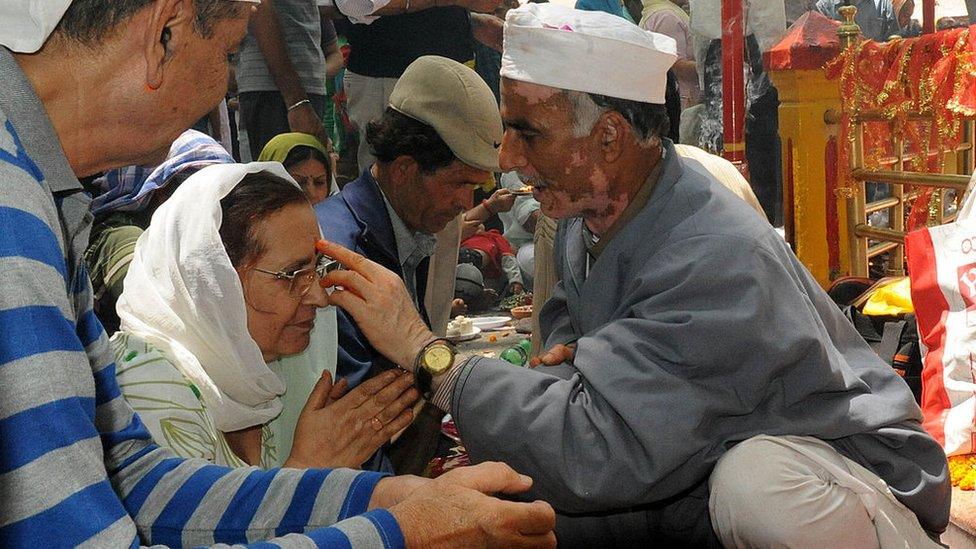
[{"xmin": 949, "ymin": 454, "xmax": 976, "ymax": 490}]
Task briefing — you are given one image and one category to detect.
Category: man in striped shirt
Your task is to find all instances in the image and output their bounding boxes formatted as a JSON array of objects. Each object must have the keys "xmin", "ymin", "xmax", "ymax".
[{"xmin": 0, "ymin": 1, "xmax": 556, "ymax": 547}]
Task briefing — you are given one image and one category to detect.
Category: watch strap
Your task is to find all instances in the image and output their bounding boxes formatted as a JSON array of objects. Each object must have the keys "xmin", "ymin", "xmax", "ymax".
[{"xmin": 415, "ymin": 365, "xmax": 434, "ymax": 399}]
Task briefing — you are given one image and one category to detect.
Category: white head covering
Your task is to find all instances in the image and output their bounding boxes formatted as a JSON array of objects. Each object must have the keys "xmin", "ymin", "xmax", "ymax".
[
  {"xmin": 501, "ymin": 3, "xmax": 678, "ymax": 104},
  {"xmin": 0, "ymin": 0, "xmax": 260, "ymax": 54},
  {"xmin": 117, "ymin": 162, "xmax": 300, "ymax": 432},
  {"xmin": 0, "ymin": 1, "xmax": 72, "ymax": 53}
]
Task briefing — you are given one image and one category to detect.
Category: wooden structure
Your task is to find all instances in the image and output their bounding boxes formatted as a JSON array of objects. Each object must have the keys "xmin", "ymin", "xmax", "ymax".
[{"xmin": 767, "ymin": 7, "xmax": 975, "ymax": 287}]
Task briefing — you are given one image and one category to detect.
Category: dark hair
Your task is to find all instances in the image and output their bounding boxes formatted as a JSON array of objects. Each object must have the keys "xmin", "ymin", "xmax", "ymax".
[
  {"xmin": 365, "ymin": 108, "xmax": 456, "ymax": 174},
  {"xmin": 219, "ymin": 172, "xmax": 309, "ymax": 268},
  {"xmin": 587, "ymin": 93, "xmax": 670, "ymax": 142},
  {"xmin": 143, "ymin": 168, "xmax": 197, "ymax": 215},
  {"xmin": 621, "ymin": 0, "xmax": 642, "ymax": 21},
  {"xmin": 282, "ymin": 145, "xmax": 330, "ymax": 171},
  {"xmin": 55, "ymin": 0, "xmax": 247, "ymax": 44}
]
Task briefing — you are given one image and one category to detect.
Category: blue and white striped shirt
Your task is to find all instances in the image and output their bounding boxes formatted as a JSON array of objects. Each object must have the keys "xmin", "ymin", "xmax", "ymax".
[{"xmin": 0, "ymin": 46, "xmax": 403, "ymax": 548}]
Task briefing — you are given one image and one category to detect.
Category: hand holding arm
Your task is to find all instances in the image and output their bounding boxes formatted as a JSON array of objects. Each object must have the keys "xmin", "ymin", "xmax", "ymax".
[{"xmin": 324, "ymin": 39, "xmax": 345, "ymax": 78}]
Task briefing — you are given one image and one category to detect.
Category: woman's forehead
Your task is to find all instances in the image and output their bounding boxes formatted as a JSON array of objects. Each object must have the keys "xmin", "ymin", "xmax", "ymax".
[
  {"xmin": 291, "ymin": 157, "xmax": 327, "ymax": 173},
  {"xmin": 254, "ymin": 203, "xmax": 319, "ymax": 265}
]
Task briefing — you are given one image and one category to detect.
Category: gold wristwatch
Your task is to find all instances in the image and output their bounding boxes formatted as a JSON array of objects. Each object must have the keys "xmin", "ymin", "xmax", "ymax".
[{"xmin": 414, "ymin": 338, "xmax": 456, "ymax": 397}]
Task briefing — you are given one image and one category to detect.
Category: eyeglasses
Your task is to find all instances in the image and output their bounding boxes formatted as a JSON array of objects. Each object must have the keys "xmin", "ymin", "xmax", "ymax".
[{"xmin": 252, "ymin": 253, "xmax": 342, "ymax": 300}]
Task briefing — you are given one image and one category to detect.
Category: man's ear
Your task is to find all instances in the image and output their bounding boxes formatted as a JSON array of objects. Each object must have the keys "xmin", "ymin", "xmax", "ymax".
[
  {"xmin": 144, "ymin": 0, "xmax": 194, "ymax": 90},
  {"xmin": 598, "ymin": 111, "xmax": 627, "ymax": 162}
]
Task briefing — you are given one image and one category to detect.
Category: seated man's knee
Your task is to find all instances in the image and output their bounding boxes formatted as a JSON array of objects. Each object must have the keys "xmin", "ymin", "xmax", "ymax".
[
  {"xmin": 709, "ymin": 436, "xmax": 790, "ymax": 517},
  {"xmin": 708, "ymin": 436, "xmax": 878, "ymax": 549}
]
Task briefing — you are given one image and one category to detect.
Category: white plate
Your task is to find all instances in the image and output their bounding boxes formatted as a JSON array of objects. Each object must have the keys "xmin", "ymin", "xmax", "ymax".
[
  {"xmin": 471, "ymin": 316, "xmax": 512, "ymax": 330},
  {"xmin": 446, "ymin": 326, "xmax": 481, "ymax": 342}
]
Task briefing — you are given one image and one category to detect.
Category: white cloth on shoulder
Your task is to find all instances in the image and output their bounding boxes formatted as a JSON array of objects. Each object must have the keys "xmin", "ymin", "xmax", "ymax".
[
  {"xmin": 117, "ymin": 162, "xmax": 295, "ymax": 432},
  {"xmin": 266, "ymin": 306, "xmax": 338, "ymax": 466}
]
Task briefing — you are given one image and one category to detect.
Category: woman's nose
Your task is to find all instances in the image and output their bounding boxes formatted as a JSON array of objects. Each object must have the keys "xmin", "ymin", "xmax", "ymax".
[{"xmin": 302, "ymin": 275, "xmax": 329, "ymax": 308}]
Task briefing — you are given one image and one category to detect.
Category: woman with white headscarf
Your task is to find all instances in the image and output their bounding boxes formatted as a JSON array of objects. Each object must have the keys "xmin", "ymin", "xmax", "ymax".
[{"xmin": 113, "ymin": 163, "xmax": 419, "ymax": 468}]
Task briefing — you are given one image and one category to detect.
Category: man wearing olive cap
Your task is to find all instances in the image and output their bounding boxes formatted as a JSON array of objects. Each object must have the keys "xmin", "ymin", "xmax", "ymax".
[
  {"xmin": 314, "ymin": 55, "xmax": 501, "ymax": 470},
  {"xmin": 323, "ymin": 4, "xmax": 950, "ymax": 546}
]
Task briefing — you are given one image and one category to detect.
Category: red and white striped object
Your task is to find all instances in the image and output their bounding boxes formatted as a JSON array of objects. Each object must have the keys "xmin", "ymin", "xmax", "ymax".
[{"xmin": 907, "ymin": 185, "xmax": 976, "ymax": 455}]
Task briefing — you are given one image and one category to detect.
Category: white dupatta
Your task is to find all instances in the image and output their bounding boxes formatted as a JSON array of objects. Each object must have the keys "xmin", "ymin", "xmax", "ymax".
[{"xmin": 117, "ymin": 162, "xmax": 297, "ymax": 432}]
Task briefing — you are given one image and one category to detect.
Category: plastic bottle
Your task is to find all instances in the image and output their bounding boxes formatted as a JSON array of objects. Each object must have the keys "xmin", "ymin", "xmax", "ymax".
[{"xmin": 499, "ymin": 339, "xmax": 533, "ymax": 367}]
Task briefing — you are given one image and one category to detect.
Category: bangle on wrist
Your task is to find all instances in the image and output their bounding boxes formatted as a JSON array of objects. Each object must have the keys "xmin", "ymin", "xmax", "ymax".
[
  {"xmin": 287, "ymin": 98, "xmax": 311, "ymax": 112},
  {"xmin": 404, "ymin": 0, "xmax": 411, "ymax": 12}
]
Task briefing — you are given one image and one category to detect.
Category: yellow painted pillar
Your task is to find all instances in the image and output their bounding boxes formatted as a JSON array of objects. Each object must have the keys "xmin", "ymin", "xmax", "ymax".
[{"xmin": 769, "ymin": 68, "xmax": 848, "ymax": 287}]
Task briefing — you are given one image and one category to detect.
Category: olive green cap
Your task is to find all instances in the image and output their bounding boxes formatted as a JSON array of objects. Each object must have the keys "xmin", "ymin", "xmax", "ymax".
[{"xmin": 388, "ymin": 56, "xmax": 503, "ymax": 173}]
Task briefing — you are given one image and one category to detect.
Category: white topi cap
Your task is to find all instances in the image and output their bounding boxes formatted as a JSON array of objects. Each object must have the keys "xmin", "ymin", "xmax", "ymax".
[
  {"xmin": 500, "ymin": 3, "xmax": 678, "ymax": 104},
  {"xmin": 0, "ymin": 0, "xmax": 260, "ymax": 54},
  {"xmin": 0, "ymin": 1, "xmax": 72, "ymax": 53}
]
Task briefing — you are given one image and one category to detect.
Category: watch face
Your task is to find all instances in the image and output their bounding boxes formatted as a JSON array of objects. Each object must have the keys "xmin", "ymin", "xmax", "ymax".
[{"xmin": 424, "ymin": 345, "xmax": 454, "ymax": 375}]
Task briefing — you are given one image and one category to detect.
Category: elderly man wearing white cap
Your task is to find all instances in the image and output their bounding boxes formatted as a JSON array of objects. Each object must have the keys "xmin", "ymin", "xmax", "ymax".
[
  {"xmin": 0, "ymin": 1, "xmax": 557, "ymax": 547},
  {"xmin": 320, "ymin": 3, "xmax": 949, "ymax": 547}
]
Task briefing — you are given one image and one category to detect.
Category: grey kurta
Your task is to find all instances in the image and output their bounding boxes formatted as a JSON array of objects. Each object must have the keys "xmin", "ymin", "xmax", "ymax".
[{"xmin": 449, "ymin": 140, "xmax": 949, "ymax": 545}]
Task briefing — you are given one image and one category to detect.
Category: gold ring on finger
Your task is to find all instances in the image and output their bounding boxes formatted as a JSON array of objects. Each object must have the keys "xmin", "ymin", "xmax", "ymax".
[{"xmin": 371, "ymin": 417, "xmax": 384, "ymax": 431}]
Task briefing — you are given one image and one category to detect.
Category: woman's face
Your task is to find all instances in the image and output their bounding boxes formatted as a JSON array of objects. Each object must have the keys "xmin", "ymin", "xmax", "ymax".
[
  {"xmin": 288, "ymin": 157, "xmax": 332, "ymax": 206},
  {"xmin": 238, "ymin": 202, "xmax": 328, "ymax": 362}
]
